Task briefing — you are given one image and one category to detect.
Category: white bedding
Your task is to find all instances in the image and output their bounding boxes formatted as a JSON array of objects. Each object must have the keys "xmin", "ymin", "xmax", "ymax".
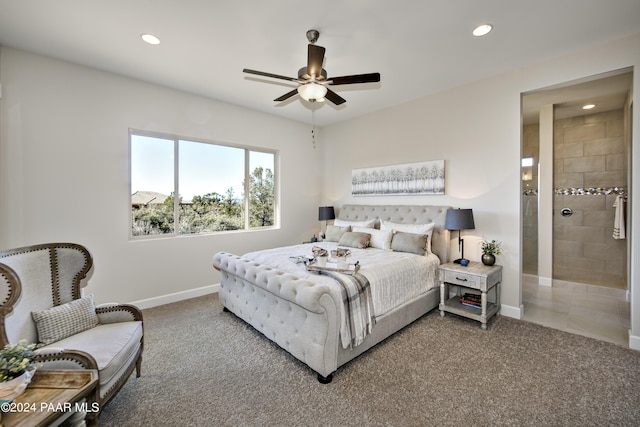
[{"xmin": 243, "ymin": 242, "xmax": 441, "ymax": 348}]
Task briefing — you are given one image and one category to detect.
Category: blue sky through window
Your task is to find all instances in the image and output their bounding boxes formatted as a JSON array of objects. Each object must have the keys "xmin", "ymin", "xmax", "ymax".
[{"xmin": 131, "ymin": 134, "xmax": 274, "ymax": 202}]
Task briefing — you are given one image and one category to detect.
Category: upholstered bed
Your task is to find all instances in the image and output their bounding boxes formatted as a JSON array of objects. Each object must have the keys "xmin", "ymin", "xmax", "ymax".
[{"xmin": 212, "ymin": 204, "xmax": 451, "ymax": 382}]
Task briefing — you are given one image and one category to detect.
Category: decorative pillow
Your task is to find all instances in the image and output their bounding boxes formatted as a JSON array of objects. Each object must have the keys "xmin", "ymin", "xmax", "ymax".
[
  {"xmin": 324, "ymin": 225, "xmax": 350, "ymax": 242},
  {"xmin": 31, "ymin": 295, "xmax": 99, "ymax": 346},
  {"xmin": 391, "ymin": 232, "xmax": 428, "ymax": 256},
  {"xmin": 333, "ymin": 218, "xmax": 376, "ymax": 229},
  {"xmin": 353, "ymin": 226, "xmax": 393, "ymax": 250},
  {"xmin": 338, "ymin": 231, "xmax": 371, "ymax": 249},
  {"xmin": 380, "ymin": 220, "xmax": 435, "ymax": 253},
  {"xmin": 380, "ymin": 220, "xmax": 435, "ymax": 235}
]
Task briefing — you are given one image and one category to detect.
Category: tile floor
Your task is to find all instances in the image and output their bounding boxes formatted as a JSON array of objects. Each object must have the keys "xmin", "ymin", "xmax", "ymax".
[{"xmin": 522, "ymin": 275, "xmax": 630, "ymax": 347}]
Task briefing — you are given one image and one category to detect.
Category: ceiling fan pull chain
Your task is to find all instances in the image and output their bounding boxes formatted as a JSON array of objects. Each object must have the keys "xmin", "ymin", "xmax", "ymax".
[{"xmin": 311, "ymin": 109, "xmax": 316, "ymax": 149}]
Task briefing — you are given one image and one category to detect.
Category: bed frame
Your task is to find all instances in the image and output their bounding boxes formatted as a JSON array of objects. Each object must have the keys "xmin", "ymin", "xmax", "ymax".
[{"xmin": 212, "ymin": 204, "xmax": 451, "ymax": 383}]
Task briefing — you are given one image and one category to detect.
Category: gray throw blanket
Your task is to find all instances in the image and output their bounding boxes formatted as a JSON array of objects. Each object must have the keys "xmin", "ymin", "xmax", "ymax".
[{"xmin": 322, "ymin": 271, "xmax": 373, "ymax": 347}]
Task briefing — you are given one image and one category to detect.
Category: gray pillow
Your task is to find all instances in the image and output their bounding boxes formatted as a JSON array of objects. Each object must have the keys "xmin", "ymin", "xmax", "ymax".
[
  {"xmin": 391, "ymin": 231, "xmax": 428, "ymax": 255},
  {"xmin": 338, "ymin": 231, "xmax": 371, "ymax": 249},
  {"xmin": 31, "ymin": 294, "xmax": 99, "ymax": 345},
  {"xmin": 325, "ymin": 225, "xmax": 350, "ymax": 242}
]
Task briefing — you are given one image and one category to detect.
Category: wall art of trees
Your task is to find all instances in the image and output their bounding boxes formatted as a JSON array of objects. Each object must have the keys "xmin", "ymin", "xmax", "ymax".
[{"xmin": 351, "ymin": 160, "xmax": 445, "ymax": 196}]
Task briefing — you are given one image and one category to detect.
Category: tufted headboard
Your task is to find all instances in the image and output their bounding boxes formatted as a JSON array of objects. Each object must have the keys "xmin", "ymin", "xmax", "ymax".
[{"xmin": 337, "ymin": 204, "xmax": 451, "ymax": 263}]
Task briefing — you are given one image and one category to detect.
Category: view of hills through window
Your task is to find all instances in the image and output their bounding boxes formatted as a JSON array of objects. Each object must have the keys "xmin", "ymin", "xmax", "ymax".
[{"xmin": 130, "ymin": 132, "xmax": 276, "ymax": 237}]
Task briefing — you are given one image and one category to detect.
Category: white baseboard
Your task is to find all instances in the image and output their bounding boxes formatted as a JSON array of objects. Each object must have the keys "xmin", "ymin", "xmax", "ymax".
[
  {"xmin": 538, "ymin": 276, "xmax": 552, "ymax": 287},
  {"xmin": 629, "ymin": 331, "xmax": 640, "ymax": 351},
  {"xmin": 500, "ymin": 304, "xmax": 523, "ymax": 320},
  {"xmin": 524, "ymin": 274, "xmax": 552, "ymax": 287},
  {"xmin": 131, "ymin": 284, "xmax": 219, "ymax": 310}
]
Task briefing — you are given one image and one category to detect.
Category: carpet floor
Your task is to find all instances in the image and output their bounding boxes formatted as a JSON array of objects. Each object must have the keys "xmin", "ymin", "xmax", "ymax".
[{"xmin": 99, "ymin": 293, "xmax": 640, "ymax": 426}]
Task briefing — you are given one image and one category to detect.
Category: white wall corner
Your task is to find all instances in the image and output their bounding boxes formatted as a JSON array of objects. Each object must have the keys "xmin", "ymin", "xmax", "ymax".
[
  {"xmin": 500, "ymin": 303, "xmax": 523, "ymax": 320},
  {"xmin": 131, "ymin": 284, "xmax": 219, "ymax": 310},
  {"xmin": 629, "ymin": 331, "xmax": 640, "ymax": 351}
]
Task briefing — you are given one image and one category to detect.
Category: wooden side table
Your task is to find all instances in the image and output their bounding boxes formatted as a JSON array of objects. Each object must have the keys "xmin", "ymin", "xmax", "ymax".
[
  {"xmin": 439, "ymin": 261, "xmax": 502, "ymax": 330},
  {"xmin": 1, "ymin": 369, "xmax": 98, "ymax": 427}
]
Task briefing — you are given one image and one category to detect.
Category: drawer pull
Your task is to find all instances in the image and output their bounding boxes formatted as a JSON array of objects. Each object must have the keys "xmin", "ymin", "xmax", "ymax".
[{"xmin": 455, "ymin": 277, "xmax": 468, "ymax": 281}]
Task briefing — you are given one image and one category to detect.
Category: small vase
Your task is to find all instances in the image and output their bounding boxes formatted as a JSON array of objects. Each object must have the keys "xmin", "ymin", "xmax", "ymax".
[
  {"xmin": 481, "ymin": 253, "xmax": 496, "ymax": 266},
  {"xmin": 0, "ymin": 368, "xmax": 35, "ymax": 400}
]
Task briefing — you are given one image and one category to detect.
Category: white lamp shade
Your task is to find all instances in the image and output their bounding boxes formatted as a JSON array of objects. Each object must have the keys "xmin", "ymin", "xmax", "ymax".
[{"xmin": 297, "ymin": 83, "xmax": 327, "ymax": 102}]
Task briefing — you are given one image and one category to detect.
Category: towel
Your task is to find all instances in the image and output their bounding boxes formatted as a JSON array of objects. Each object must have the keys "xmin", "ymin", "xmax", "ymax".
[{"xmin": 613, "ymin": 195, "xmax": 626, "ymax": 240}]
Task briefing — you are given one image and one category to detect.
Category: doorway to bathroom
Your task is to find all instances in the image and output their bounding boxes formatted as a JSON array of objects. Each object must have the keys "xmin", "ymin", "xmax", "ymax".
[{"xmin": 520, "ymin": 68, "xmax": 633, "ymax": 346}]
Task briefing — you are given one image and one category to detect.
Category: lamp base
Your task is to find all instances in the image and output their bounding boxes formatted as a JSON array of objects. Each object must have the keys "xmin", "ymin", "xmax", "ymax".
[{"xmin": 453, "ymin": 258, "xmax": 470, "ymax": 266}]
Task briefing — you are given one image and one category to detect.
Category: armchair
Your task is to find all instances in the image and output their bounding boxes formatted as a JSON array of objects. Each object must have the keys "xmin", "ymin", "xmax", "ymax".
[{"xmin": 0, "ymin": 243, "xmax": 143, "ymax": 422}]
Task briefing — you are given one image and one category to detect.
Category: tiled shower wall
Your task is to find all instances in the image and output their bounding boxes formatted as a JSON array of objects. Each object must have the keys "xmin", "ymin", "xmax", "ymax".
[
  {"xmin": 522, "ymin": 125, "xmax": 539, "ymax": 276},
  {"xmin": 553, "ymin": 110, "xmax": 626, "ymax": 287},
  {"xmin": 522, "ymin": 109, "xmax": 627, "ymax": 288}
]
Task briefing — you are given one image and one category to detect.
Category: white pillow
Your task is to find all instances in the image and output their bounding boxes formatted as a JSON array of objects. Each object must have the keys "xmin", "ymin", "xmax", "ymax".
[
  {"xmin": 353, "ymin": 226, "xmax": 393, "ymax": 250},
  {"xmin": 334, "ymin": 218, "xmax": 376, "ymax": 228},
  {"xmin": 380, "ymin": 220, "xmax": 435, "ymax": 254}
]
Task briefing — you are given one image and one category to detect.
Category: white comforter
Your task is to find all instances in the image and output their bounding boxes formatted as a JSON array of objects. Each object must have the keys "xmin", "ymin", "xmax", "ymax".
[{"xmin": 243, "ymin": 242, "xmax": 440, "ymax": 348}]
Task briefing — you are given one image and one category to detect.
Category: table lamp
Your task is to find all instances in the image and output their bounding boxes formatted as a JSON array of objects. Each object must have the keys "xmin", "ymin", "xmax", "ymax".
[
  {"xmin": 445, "ymin": 208, "xmax": 475, "ymax": 265},
  {"xmin": 318, "ymin": 206, "xmax": 335, "ymax": 239}
]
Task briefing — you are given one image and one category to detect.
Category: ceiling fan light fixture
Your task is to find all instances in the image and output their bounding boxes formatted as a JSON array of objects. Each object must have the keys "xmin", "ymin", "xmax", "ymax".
[{"xmin": 297, "ymin": 82, "xmax": 327, "ymax": 103}]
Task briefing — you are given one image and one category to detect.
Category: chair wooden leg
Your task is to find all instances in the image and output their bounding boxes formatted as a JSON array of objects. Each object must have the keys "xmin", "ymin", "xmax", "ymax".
[{"xmin": 136, "ymin": 356, "xmax": 142, "ymax": 378}]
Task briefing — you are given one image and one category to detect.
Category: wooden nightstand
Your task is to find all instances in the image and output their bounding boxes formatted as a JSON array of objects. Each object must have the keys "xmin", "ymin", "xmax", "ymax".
[{"xmin": 439, "ymin": 261, "xmax": 502, "ymax": 330}]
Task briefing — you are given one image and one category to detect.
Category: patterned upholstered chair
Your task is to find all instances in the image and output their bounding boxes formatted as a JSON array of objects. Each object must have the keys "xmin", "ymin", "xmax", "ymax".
[{"xmin": 0, "ymin": 243, "xmax": 143, "ymax": 422}]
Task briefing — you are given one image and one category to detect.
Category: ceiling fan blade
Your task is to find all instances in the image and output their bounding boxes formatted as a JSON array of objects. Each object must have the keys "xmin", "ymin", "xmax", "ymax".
[
  {"xmin": 274, "ymin": 89, "xmax": 299, "ymax": 102},
  {"xmin": 329, "ymin": 73, "xmax": 381, "ymax": 85},
  {"xmin": 324, "ymin": 88, "xmax": 346, "ymax": 105},
  {"xmin": 243, "ymin": 68, "xmax": 298, "ymax": 82},
  {"xmin": 307, "ymin": 44, "xmax": 325, "ymax": 78}
]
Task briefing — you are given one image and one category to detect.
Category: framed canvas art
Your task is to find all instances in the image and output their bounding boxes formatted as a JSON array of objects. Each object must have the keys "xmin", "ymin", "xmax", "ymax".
[{"xmin": 352, "ymin": 160, "xmax": 445, "ymax": 196}]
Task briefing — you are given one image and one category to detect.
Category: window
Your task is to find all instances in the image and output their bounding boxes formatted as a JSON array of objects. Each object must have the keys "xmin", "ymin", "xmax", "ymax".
[
  {"xmin": 130, "ymin": 130, "xmax": 278, "ymax": 238},
  {"xmin": 521, "ymin": 157, "xmax": 534, "ymax": 182}
]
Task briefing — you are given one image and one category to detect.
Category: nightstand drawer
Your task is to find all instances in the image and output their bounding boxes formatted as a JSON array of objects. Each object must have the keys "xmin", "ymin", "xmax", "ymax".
[{"xmin": 442, "ymin": 269, "xmax": 481, "ymax": 288}]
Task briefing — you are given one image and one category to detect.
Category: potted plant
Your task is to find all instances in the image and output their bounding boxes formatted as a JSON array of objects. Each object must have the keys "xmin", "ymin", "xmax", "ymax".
[
  {"xmin": 0, "ymin": 339, "xmax": 39, "ymax": 400},
  {"xmin": 481, "ymin": 240, "xmax": 502, "ymax": 266}
]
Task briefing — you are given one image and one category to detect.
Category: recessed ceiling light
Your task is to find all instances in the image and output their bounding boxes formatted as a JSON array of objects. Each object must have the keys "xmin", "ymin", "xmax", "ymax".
[
  {"xmin": 582, "ymin": 104, "xmax": 596, "ymax": 110},
  {"xmin": 141, "ymin": 33, "xmax": 160, "ymax": 45},
  {"xmin": 472, "ymin": 24, "xmax": 493, "ymax": 37}
]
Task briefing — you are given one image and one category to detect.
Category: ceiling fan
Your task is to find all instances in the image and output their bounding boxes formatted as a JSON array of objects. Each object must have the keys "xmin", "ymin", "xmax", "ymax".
[{"xmin": 243, "ymin": 29, "xmax": 381, "ymax": 105}]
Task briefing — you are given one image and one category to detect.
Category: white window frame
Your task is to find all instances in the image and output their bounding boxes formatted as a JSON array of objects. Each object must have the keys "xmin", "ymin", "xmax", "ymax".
[{"xmin": 129, "ymin": 129, "xmax": 279, "ymax": 239}]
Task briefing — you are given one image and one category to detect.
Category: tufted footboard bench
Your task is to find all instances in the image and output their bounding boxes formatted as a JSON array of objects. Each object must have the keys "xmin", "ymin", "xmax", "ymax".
[
  {"xmin": 213, "ymin": 252, "xmax": 340, "ymax": 381},
  {"xmin": 213, "ymin": 204, "xmax": 450, "ymax": 383}
]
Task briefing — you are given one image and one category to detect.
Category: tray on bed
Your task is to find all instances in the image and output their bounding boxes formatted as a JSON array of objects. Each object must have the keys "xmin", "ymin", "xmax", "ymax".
[{"xmin": 306, "ymin": 260, "xmax": 360, "ymax": 275}]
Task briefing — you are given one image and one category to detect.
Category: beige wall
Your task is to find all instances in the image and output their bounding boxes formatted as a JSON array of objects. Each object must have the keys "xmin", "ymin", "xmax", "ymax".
[
  {"xmin": 0, "ymin": 47, "xmax": 321, "ymax": 306},
  {"xmin": 553, "ymin": 110, "xmax": 627, "ymax": 287},
  {"xmin": 2, "ymin": 32, "xmax": 640, "ymax": 348},
  {"xmin": 320, "ymin": 32, "xmax": 640, "ymax": 342}
]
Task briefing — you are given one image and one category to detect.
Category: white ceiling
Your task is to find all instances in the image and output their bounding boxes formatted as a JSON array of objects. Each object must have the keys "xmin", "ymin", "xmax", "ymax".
[
  {"xmin": 522, "ymin": 70, "xmax": 634, "ymax": 125},
  {"xmin": 1, "ymin": 0, "xmax": 639, "ymax": 127}
]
